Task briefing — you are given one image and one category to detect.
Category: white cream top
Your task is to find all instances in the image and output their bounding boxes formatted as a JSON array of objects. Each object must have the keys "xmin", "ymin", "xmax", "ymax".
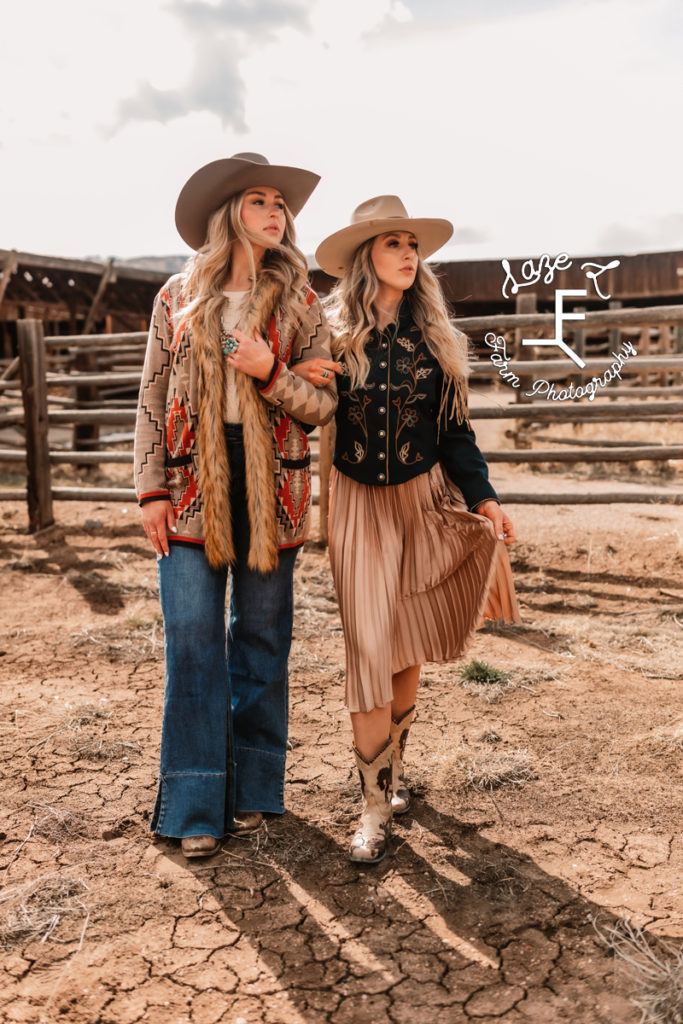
[{"xmin": 221, "ymin": 290, "xmax": 248, "ymax": 423}]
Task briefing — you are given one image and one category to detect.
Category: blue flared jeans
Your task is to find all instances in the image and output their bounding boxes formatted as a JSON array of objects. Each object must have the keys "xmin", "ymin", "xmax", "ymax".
[{"xmin": 150, "ymin": 426, "xmax": 298, "ymax": 839}]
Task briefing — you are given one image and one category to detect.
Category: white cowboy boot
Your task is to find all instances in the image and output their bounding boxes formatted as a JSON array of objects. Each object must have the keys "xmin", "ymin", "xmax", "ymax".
[
  {"xmin": 389, "ymin": 705, "xmax": 415, "ymax": 815},
  {"xmin": 349, "ymin": 739, "xmax": 393, "ymax": 864}
]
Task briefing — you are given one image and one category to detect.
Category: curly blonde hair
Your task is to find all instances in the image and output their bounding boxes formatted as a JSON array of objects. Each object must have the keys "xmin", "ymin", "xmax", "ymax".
[
  {"xmin": 177, "ymin": 190, "xmax": 309, "ymax": 339},
  {"xmin": 324, "ymin": 238, "xmax": 470, "ymax": 424}
]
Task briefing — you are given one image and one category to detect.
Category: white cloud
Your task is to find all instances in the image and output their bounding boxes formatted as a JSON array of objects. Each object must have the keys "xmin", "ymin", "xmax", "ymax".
[
  {"xmin": 0, "ymin": 0, "xmax": 681, "ymax": 260},
  {"xmin": 110, "ymin": 0, "xmax": 310, "ymax": 134}
]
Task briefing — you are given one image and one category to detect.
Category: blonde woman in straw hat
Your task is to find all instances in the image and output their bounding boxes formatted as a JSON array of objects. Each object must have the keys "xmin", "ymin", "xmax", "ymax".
[
  {"xmin": 295, "ymin": 195, "xmax": 520, "ymax": 864},
  {"xmin": 134, "ymin": 153, "xmax": 337, "ymax": 859}
]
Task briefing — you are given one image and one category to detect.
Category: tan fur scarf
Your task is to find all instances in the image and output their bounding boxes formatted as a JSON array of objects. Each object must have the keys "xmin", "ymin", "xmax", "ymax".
[{"xmin": 194, "ymin": 271, "xmax": 284, "ymax": 573}]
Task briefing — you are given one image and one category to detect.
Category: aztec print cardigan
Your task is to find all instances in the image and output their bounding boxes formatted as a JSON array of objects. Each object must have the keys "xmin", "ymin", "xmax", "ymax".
[{"xmin": 134, "ymin": 273, "xmax": 337, "ymax": 554}]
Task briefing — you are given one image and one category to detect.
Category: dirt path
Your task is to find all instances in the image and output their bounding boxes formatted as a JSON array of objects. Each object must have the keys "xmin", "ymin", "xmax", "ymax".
[{"xmin": 1, "ymin": 464, "xmax": 682, "ymax": 1023}]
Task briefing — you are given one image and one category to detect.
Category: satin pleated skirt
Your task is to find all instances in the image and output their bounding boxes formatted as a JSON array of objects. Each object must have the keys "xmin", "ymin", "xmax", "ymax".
[{"xmin": 329, "ymin": 464, "xmax": 521, "ymax": 713}]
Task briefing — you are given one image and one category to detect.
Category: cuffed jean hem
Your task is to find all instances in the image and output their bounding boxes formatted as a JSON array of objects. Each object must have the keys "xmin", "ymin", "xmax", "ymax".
[
  {"xmin": 234, "ymin": 746, "xmax": 286, "ymax": 814},
  {"xmin": 150, "ymin": 770, "xmax": 236, "ymax": 839}
]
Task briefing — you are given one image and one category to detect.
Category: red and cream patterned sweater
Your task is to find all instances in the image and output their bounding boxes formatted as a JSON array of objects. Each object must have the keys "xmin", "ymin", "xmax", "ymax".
[{"xmin": 134, "ymin": 274, "xmax": 337, "ymax": 552}]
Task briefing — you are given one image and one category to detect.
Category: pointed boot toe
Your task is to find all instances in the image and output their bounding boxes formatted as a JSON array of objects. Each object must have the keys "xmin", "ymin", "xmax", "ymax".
[{"xmin": 181, "ymin": 834, "xmax": 220, "ymax": 858}]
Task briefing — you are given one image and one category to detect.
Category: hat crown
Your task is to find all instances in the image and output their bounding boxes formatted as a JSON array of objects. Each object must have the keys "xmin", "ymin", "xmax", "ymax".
[
  {"xmin": 232, "ymin": 152, "xmax": 270, "ymax": 166},
  {"xmin": 351, "ymin": 195, "xmax": 410, "ymax": 226}
]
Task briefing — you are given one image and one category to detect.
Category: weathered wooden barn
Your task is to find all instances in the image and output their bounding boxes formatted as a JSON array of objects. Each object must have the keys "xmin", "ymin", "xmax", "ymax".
[
  {"xmin": 311, "ymin": 249, "xmax": 683, "ymax": 313},
  {"xmin": 2, "ymin": 246, "xmax": 682, "ymax": 362},
  {"xmin": 0, "ymin": 249, "xmax": 174, "ymax": 360}
]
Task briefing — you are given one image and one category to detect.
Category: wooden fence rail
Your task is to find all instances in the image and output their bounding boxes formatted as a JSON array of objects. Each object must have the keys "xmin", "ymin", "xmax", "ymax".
[
  {"xmin": 455, "ymin": 303, "xmax": 683, "ymax": 333},
  {"xmin": 1, "ymin": 317, "xmax": 682, "ymax": 538}
]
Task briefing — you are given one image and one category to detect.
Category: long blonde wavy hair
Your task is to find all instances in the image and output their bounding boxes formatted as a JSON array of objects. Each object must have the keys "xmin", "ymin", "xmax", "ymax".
[
  {"xmin": 177, "ymin": 190, "xmax": 309, "ymax": 337},
  {"xmin": 324, "ymin": 237, "xmax": 471, "ymax": 425}
]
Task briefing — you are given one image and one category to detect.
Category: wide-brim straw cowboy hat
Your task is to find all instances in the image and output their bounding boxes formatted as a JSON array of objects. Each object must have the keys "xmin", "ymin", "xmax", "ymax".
[
  {"xmin": 175, "ymin": 151, "xmax": 321, "ymax": 251},
  {"xmin": 315, "ymin": 195, "xmax": 453, "ymax": 277}
]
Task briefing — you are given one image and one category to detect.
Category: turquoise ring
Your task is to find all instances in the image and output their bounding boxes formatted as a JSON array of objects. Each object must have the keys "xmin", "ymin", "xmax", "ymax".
[
  {"xmin": 222, "ymin": 333, "xmax": 240, "ymax": 358},
  {"xmin": 221, "ymin": 332, "xmax": 239, "ymax": 356}
]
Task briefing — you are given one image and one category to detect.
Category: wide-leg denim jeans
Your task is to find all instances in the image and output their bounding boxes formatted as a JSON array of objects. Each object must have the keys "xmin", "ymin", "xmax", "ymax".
[{"xmin": 150, "ymin": 427, "xmax": 298, "ymax": 839}]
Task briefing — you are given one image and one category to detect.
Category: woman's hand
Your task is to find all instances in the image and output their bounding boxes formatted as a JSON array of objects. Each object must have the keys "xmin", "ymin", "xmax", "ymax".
[
  {"xmin": 227, "ymin": 328, "xmax": 276, "ymax": 383},
  {"xmin": 141, "ymin": 500, "xmax": 177, "ymax": 557},
  {"xmin": 290, "ymin": 357, "xmax": 342, "ymax": 389},
  {"xmin": 475, "ymin": 500, "xmax": 515, "ymax": 545}
]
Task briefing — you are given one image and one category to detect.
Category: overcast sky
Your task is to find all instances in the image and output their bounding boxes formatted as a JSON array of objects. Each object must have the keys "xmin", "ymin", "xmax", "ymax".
[{"xmin": 1, "ymin": 0, "xmax": 682, "ymax": 264}]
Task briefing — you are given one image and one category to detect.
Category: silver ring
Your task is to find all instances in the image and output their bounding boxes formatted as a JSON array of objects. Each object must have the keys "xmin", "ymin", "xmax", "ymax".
[
  {"xmin": 322, "ymin": 368, "xmax": 330, "ymax": 379},
  {"xmin": 151, "ymin": 530, "xmax": 158, "ymax": 535}
]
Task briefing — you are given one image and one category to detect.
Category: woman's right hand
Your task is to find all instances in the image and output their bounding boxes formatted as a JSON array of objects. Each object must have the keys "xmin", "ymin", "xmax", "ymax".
[
  {"xmin": 290, "ymin": 357, "xmax": 342, "ymax": 389},
  {"xmin": 140, "ymin": 500, "xmax": 177, "ymax": 557}
]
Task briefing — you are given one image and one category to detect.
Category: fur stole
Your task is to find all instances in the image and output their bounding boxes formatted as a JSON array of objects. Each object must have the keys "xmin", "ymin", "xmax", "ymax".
[{"xmin": 194, "ymin": 271, "xmax": 283, "ymax": 573}]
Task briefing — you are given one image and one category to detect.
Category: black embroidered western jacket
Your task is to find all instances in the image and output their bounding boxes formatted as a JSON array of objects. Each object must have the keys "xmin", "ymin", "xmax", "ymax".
[{"xmin": 333, "ymin": 307, "xmax": 499, "ymax": 511}]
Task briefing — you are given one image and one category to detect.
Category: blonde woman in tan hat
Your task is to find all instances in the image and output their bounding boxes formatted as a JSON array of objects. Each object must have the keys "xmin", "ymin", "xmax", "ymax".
[
  {"xmin": 294, "ymin": 195, "xmax": 519, "ymax": 864},
  {"xmin": 134, "ymin": 153, "xmax": 337, "ymax": 858}
]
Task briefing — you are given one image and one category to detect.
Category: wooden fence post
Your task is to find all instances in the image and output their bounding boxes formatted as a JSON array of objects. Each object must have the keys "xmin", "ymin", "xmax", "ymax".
[
  {"xmin": 17, "ymin": 319, "xmax": 53, "ymax": 531},
  {"xmin": 572, "ymin": 307, "xmax": 586, "ymax": 397},
  {"xmin": 514, "ymin": 292, "xmax": 537, "ymax": 406},
  {"xmin": 608, "ymin": 299, "xmax": 622, "ymax": 357},
  {"xmin": 72, "ymin": 348, "xmax": 100, "ymax": 460},
  {"xmin": 317, "ymin": 420, "xmax": 335, "ymax": 546},
  {"xmin": 674, "ymin": 325, "xmax": 683, "ymax": 385}
]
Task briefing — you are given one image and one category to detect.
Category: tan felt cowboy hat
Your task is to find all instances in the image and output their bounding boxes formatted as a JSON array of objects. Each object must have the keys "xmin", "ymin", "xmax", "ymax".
[
  {"xmin": 315, "ymin": 195, "xmax": 453, "ymax": 277},
  {"xmin": 175, "ymin": 152, "xmax": 321, "ymax": 251}
]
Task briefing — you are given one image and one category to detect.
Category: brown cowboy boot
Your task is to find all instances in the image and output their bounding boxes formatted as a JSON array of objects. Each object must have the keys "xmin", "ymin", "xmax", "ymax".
[
  {"xmin": 349, "ymin": 739, "xmax": 393, "ymax": 864},
  {"xmin": 181, "ymin": 835, "xmax": 220, "ymax": 858},
  {"xmin": 389, "ymin": 705, "xmax": 415, "ymax": 815}
]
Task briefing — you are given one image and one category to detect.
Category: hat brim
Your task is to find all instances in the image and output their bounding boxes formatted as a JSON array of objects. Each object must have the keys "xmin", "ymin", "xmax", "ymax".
[
  {"xmin": 175, "ymin": 157, "xmax": 321, "ymax": 250},
  {"xmin": 315, "ymin": 216, "xmax": 453, "ymax": 277}
]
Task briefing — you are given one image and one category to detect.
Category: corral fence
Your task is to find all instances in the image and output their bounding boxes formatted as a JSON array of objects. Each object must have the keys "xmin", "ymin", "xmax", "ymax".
[{"xmin": 1, "ymin": 307, "xmax": 682, "ymax": 542}]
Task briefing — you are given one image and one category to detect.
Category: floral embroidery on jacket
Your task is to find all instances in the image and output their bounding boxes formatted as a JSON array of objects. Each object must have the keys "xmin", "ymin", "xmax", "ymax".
[
  {"xmin": 390, "ymin": 341, "xmax": 433, "ymax": 466},
  {"xmin": 332, "ymin": 304, "xmax": 497, "ymax": 505},
  {"xmin": 396, "ymin": 336, "xmax": 415, "ymax": 352},
  {"xmin": 342, "ymin": 389, "xmax": 374, "ymax": 464}
]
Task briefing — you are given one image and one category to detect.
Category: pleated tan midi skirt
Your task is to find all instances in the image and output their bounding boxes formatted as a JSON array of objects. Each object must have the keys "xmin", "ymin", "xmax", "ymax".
[{"xmin": 329, "ymin": 463, "xmax": 521, "ymax": 713}]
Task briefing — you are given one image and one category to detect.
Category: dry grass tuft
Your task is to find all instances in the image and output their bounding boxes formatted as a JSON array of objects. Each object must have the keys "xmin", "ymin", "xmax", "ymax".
[
  {"xmin": 70, "ymin": 618, "xmax": 162, "ymax": 664},
  {"xmin": 66, "ymin": 703, "xmax": 113, "ymax": 732},
  {"xmin": 457, "ymin": 746, "xmax": 538, "ymax": 791},
  {"xmin": 25, "ymin": 701, "xmax": 140, "ymax": 764},
  {"xmin": 64, "ymin": 701, "xmax": 139, "ymax": 762},
  {"xmin": 67, "ymin": 736, "xmax": 141, "ymax": 762},
  {"xmin": 475, "ymin": 856, "xmax": 531, "ymax": 899},
  {"xmin": 457, "ymin": 660, "xmax": 515, "ymax": 703},
  {"xmin": 0, "ymin": 874, "xmax": 89, "ymax": 949},
  {"xmin": 32, "ymin": 804, "xmax": 90, "ymax": 843},
  {"xmin": 264, "ymin": 822, "xmax": 319, "ymax": 868},
  {"xmin": 594, "ymin": 918, "xmax": 683, "ymax": 1024}
]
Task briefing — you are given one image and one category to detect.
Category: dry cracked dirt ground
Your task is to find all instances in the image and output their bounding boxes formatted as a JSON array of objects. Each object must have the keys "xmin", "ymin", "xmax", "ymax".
[{"xmin": 1, "ymin": 457, "xmax": 682, "ymax": 1024}]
